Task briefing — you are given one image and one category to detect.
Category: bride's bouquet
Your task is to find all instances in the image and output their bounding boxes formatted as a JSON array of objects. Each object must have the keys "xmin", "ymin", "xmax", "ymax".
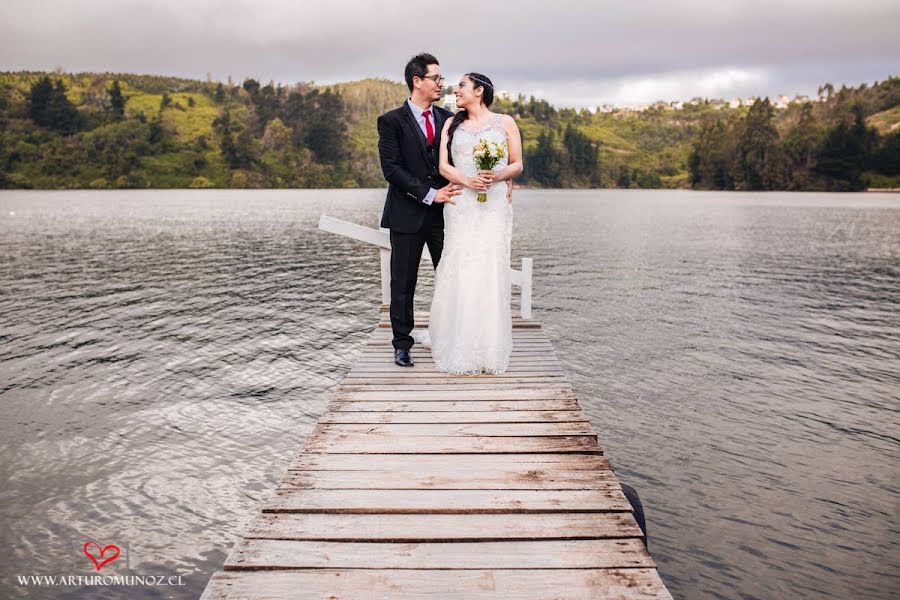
[{"xmin": 473, "ymin": 139, "xmax": 507, "ymax": 203}]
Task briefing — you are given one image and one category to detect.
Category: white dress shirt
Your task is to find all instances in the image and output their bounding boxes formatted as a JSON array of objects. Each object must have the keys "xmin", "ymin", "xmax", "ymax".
[{"xmin": 406, "ymin": 99, "xmax": 438, "ymax": 205}]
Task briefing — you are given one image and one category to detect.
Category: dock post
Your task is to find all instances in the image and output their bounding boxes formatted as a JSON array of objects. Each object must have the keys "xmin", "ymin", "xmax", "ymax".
[
  {"xmin": 520, "ymin": 257, "xmax": 533, "ymax": 320},
  {"xmin": 379, "ymin": 227, "xmax": 391, "ymax": 306}
]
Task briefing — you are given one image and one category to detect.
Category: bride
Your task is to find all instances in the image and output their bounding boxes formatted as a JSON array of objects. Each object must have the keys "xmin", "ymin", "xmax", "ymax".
[{"xmin": 413, "ymin": 73, "xmax": 523, "ymax": 374}]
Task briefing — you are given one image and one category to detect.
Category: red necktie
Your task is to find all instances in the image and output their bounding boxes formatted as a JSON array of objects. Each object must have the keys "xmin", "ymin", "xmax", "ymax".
[{"xmin": 423, "ymin": 109, "xmax": 434, "ymax": 146}]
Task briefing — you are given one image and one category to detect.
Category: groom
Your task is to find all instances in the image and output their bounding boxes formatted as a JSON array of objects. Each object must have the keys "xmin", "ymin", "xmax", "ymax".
[{"xmin": 378, "ymin": 53, "xmax": 461, "ymax": 367}]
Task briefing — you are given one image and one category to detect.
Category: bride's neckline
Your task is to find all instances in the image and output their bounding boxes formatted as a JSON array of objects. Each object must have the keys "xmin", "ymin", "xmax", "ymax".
[{"xmin": 459, "ymin": 112, "xmax": 502, "ymax": 134}]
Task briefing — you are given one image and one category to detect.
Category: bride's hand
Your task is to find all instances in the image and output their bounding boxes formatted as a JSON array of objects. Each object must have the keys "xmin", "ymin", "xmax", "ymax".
[
  {"xmin": 478, "ymin": 170, "xmax": 497, "ymax": 185},
  {"xmin": 467, "ymin": 174, "xmax": 491, "ymax": 191}
]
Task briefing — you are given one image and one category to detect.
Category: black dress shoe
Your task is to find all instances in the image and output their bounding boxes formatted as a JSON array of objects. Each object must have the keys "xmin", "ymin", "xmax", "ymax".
[{"xmin": 394, "ymin": 348, "xmax": 414, "ymax": 367}]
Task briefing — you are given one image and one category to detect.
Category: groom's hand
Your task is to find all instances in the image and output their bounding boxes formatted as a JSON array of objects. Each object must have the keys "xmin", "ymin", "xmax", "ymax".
[
  {"xmin": 435, "ymin": 183, "xmax": 462, "ymax": 205},
  {"xmin": 506, "ymin": 180, "xmax": 513, "ymax": 204}
]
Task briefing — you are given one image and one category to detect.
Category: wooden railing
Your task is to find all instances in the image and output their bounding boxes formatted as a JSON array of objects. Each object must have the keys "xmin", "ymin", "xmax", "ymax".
[{"xmin": 318, "ymin": 215, "xmax": 533, "ymax": 319}]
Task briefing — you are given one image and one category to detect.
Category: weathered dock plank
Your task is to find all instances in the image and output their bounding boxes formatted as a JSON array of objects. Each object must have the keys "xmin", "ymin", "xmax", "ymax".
[
  {"xmin": 312, "ymin": 422, "xmax": 596, "ymax": 436},
  {"xmin": 286, "ymin": 453, "xmax": 612, "ymax": 471},
  {"xmin": 224, "ymin": 538, "xmax": 654, "ymax": 570},
  {"xmin": 203, "ymin": 569, "xmax": 672, "ymax": 600},
  {"xmin": 336, "ymin": 387, "xmax": 576, "ymax": 400},
  {"xmin": 244, "ymin": 512, "xmax": 643, "ymax": 541},
  {"xmin": 320, "ymin": 409, "xmax": 588, "ymax": 423},
  {"xmin": 303, "ymin": 434, "xmax": 601, "ymax": 454},
  {"xmin": 262, "ymin": 488, "xmax": 632, "ymax": 513},
  {"xmin": 278, "ymin": 468, "xmax": 620, "ymax": 490},
  {"xmin": 201, "ymin": 315, "xmax": 672, "ymax": 599}
]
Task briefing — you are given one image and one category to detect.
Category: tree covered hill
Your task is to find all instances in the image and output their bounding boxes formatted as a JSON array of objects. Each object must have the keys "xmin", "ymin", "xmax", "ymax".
[
  {"xmin": 687, "ymin": 79, "xmax": 899, "ymax": 191},
  {"xmin": 0, "ymin": 70, "xmax": 897, "ymax": 190}
]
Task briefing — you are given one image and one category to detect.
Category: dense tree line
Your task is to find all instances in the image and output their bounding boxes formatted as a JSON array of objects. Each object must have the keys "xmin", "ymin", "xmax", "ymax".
[
  {"xmin": 0, "ymin": 71, "xmax": 897, "ymax": 190},
  {"xmin": 523, "ymin": 124, "xmax": 601, "ymax": 187},
  {"xmin": 216, "ymin": 78, "xmax": 351, "ymax": 186},
  {"xmin": 26, "ymin": 76, "xmax": 81, "ymax": 133},
  {"xmin": 0, "ymin": 72, "xmax": 358, "ymax": 188},
  {"xmin": 689, "ymin": 78, "xmax": 900, "ymax": 191}
]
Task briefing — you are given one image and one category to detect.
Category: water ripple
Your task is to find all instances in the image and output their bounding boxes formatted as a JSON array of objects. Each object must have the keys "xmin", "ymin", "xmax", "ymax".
[{"xmin": 0, "ymin": 189, "xmax": 898, "ymax": 600}]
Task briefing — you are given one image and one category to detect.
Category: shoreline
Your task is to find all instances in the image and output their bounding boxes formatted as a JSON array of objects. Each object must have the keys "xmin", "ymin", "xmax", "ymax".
[{"xmin": 2, "ymin": 186, "xmax": 899, "ymax": 193}]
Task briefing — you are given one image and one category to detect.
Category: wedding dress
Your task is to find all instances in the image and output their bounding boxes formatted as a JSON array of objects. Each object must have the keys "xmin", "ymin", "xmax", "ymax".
[{"xmin": 413, "ymin": 113, "xmax": 513, "ymax": 374}]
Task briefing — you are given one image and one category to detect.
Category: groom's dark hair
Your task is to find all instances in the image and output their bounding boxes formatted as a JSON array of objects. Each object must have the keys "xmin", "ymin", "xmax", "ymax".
[{"xmin": 405, "ymin": 53, "xmax": 440, "ymax": 92}]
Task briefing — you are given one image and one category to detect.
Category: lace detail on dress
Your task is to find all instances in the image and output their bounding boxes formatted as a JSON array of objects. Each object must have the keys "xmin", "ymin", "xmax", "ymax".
[
  {"xmin": 423, "ymin": 112, "xmax": 513, "ymax": 375},
  {"xmin": 458, "ymin": 113, "xmax": 504, "ymax": 136}
]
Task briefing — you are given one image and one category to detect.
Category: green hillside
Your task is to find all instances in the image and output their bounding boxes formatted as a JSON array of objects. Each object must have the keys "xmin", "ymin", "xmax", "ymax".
[
  {"xmin": 867, "ymin": 105, "xmax": 900, "ymax": 135},
  {"xmin": 0, "ymin": 71, "xmax": 897, "ymax": 190}
]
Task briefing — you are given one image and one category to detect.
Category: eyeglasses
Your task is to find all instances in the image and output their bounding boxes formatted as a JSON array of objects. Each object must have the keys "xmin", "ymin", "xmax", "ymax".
[{"xmin": 421, "ymin": 74, "xmax": 445, "ymax": 85}]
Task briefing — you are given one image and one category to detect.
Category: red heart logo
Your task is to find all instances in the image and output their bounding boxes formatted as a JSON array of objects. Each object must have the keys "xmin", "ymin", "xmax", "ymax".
[{"xmin": 83, "ymin": 542, "xmax": 121, "ymax": 571}]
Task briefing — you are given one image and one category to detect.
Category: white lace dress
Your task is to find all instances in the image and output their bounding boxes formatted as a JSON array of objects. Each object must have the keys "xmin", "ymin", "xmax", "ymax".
[{"xmin": 414, "ymin": 113, "xmax": 514, "ymax": 374}]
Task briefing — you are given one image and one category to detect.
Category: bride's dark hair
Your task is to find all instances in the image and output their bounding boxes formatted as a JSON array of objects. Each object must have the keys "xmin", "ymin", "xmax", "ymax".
[{"xmin": 446, "ymin": 73, "xmax": 495, "ymax": 166}]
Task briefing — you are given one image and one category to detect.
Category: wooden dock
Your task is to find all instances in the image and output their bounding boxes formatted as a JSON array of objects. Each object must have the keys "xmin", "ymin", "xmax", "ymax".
[{"xmin": 201, "ymin": 307, "xmax": 673, "ymax": 599}]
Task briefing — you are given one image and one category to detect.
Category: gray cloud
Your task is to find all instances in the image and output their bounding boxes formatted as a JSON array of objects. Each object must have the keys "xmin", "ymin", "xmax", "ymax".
[{"xmin": 1, "ymin": 0, "xmax": 897, "ymax": 107}]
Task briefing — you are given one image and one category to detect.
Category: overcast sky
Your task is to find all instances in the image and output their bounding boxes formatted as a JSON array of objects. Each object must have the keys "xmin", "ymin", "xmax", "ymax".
[{"xmin": 2, "ymin": 0, "xmax": 898, "ymax": 108}]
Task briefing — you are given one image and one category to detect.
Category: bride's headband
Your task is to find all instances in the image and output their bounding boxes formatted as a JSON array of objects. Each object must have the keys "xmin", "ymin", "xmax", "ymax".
[{"xmin": 466, "ymin": 74, "xmax": 494, "ymax": 91}]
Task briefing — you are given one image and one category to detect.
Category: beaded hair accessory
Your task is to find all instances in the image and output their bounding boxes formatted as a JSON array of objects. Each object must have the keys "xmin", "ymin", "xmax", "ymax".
[{"xmin": 467, "ymin": 74, "xmax": 494, "ymax": 91}]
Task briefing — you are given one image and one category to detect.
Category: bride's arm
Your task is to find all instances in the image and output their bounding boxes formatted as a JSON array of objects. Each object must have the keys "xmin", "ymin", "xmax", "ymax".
[
  {"xmin": 490, "ymin": 115, "xmax": 524, "ymax": 183},
  {"xmin": 439, "ymin": 120, "xmax": 489, "ymax": 190}
]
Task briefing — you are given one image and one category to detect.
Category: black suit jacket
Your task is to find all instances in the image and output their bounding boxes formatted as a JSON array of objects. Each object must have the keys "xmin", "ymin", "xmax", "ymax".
[{"xmin": 378, "ymin": 102, "xmax": 453, "ymax": 233}]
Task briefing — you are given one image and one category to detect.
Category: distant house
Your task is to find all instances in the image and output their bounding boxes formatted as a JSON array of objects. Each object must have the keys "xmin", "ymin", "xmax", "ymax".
[{"xmin": 440, "ymin": 94, "xmax": 457, "ymax": 112}]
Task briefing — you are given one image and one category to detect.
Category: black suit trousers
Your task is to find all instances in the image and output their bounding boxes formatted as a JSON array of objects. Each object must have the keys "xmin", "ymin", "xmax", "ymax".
[{"xmin": 389, "ymin": 208, "xmax": 444, "ymax": 351}]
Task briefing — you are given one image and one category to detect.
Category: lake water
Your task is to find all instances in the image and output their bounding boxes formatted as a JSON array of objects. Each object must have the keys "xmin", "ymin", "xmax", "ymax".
[{"xmin": 1, "ymin": 189, "xmax": 898, "ymax": 600}]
